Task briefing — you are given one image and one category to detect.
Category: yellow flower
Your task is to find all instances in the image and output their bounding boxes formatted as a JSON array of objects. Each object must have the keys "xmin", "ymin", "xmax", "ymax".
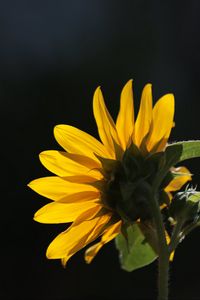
[{"xmin": 28, "ymin": 80, "xmax": 191, "ymax": 266}]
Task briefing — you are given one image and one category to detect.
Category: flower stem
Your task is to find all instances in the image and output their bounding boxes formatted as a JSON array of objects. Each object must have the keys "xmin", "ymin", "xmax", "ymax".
[
  {"xmin": 157, "ymin": 239, "xmax": 169, "ymax": 300},
  {"xmin": 150, "ymin": 190, "xmax": 169, "ymax": 300},
  {"xmin": 169, "ymin": 219, "xmax": 184, "ymax": 253}
]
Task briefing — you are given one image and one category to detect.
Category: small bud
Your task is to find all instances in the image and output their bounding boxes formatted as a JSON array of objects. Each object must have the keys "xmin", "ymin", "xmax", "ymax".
[{"xmin": 169, "ymin": 186, "xmax": 200, "ymax": 225}]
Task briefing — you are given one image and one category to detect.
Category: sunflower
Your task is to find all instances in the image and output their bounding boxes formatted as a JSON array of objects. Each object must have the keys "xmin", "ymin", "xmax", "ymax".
[{"xmin": 28, "ymin": 80, "xmax": 191, "ymax": 266}]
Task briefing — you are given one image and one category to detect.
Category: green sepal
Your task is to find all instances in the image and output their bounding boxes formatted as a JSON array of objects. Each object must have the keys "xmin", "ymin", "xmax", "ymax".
[
  {"xmin": 143, "ymin": 151, "xmax": 166, "ymax": 180},
  {"xmin": 112, "ymin": 138, "xmax": 124, "ymax": 161},
  {"xmin": 95, "ymin": 155, "xmax": 121, "ymax": 178},
  {"xmin": 125, "ymin": 143, "xmax": 142, "ymax": 159},
  {"xmin": 115, "ymin": 223, "xmax": 157, "ymax": 272}
]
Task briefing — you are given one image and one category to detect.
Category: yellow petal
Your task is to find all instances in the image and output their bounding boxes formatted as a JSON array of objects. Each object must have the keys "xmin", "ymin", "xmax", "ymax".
[
  {"xmin": 134, "ymin": 84, "xmax": 153, "ymax": 147},
  {"xmin": 62, "ymin": 152, "xmax": 101, "ymax": 169},
  {"xmin": 28, "ymin": 176, "xmax": 98, "ymax": 201},
  {"xmin": 62, "ymin": 175, "xmax": 102, "ymax": 183},
  {"xmin": 146, "ymin": 94, "xmax": 175, "ymax": 152},
  {"xmin": 116, "ymin": 80, "xmax": 134, "ymax": 150},
  {"xmin": 165, "ymin": 230, "xmax": 175, "ymax": 261},
  {"xmin": 61, "ymin": 255, "xmax": 73, "ymax": 267},
  {"xmin": 93, "ymin": 87, "xmax": 121, "ymax": 157},
  {"xmin": 39, "ymin": 150, "xmax": 102, "ymax": 179},
  {"xmin": 46, "ymin": 208, "xmax": 112, "ymax": 261},
  {"xmin": 34, "ymin": 201, "xmax": 101, "ymax": 224},
  {"xmin": 165, "ymin": 167, "xmax": 192, "ymax": 192},
  {"xmin": 54, "ymin": 125, "xmax": 110, "ymax": 161},
  {"xmin": 85, "ymin": 220, "xmax": 121, "ymax": 263},
  {"xmin": 169, "ymin": 251, "xmax": 175, "ymax": 261},
  {"xmin": 58, "ymin": 191, "xmax": 100, "ymax": 203}
]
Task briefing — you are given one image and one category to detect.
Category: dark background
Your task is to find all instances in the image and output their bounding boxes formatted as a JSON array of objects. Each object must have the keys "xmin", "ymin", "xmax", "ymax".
[{"xmin": 1, "ymin": 1, "xmax": 200, "ymax": 299}]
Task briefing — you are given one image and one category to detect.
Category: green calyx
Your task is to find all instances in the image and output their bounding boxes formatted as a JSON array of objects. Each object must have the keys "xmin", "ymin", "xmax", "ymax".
[{"xmin": 98, "ymin": 143, "xmax": 171, "ymax": 222}]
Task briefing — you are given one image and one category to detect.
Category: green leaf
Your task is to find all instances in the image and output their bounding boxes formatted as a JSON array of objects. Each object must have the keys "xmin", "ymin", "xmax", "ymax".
[
  {"xmin": 166, "ymin": 140, "xmax": 200, "ymax": 165},
  {"xmin": 115, "ymin": 223, "xmax": 157, "ymax": 272},
  {"xmin": 154, "ymin": 141, "xmax": 200, "ymax": 188}
]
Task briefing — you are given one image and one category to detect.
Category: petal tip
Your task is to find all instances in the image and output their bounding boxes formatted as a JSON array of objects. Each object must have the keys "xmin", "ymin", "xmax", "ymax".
[
  {"xmin": 33, "ymin": 213, "xmax": 39, "ymax": 222},
  {"xmin": 146, "ymin": 83, "xmax": 152, "ymax": 88},
  {"xmin": 143, "ymin": 83, "xmax": 152, "ymax": 93},
  {"xmin": 126, "ymin": 78, "xmax": 133, "ymax": 84},
  {"xmin": 123, "ymin": 79, "xmax": 133, "ymax": 90},
  {"xmin": 54, "ymin": 124, "xmax": 70, "ymax": 135},
  {"xmin": 39, "ymin": 151, "xmax": 48, "ymax": 160},
  {"xmin": 46, "ymin": 245, "xmax": 64, "ymax": 260},
  {"xmin": 27, "ymin": 181, "xmax": 34, "ymax": 188},
  {"xmin": 46, "ymin": 249, "xmax": 53, "ymax": 259},
  {"xmin": 54, "ymin": 124, "xmax": 63, "ymax": 133},
  {"xmin": 93, "ymin": 86, "xmax": 102, "ymax": 98},
  {"xmin": 46, "ymin": 244, "xmax": 56, "ymax": 259},
  {"xmin": 166, "ymin": 93, "xmax": 175, "ymax": 101}
]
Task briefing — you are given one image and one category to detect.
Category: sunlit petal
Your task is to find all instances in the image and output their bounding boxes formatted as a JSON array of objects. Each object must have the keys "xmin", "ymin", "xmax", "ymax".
[
  {"xmin": 28, "ymin": 176, "xmax": 98, "ymax": 201},
  {"xmin": 93, "ymin": 87, "xmax": 121, "ymax": 157},
  {"xmin": 165, "ymin": 167, "xmax": 192, "ymax": 192},
  {"xmin": 85, "ymin": 220, "xmax": 122, "ymax": 263},
  {"xmin": 116, "ymin": 80, "xmax": 134, "ymax": 150},
  {"xmin": 54, "ymin": 125, "xmax": 109, "ymax": 161},
  {"xmin": 47, "ymin": 209, "xmax": 112, "ymax": 261},
  {"xmin": 39, "ymin": 150, "xmax": 102, "ymax": 179},
  {"xmin": 34, "ymin": 201, "xmax": 101, "ymax": 224},
  {"xmin": 134, "ymin": 84, "xmax": 152, "ymax": 147},
  {"xmin": 146, "ymin": 94, "xmax": 174, "ymax": 152}
]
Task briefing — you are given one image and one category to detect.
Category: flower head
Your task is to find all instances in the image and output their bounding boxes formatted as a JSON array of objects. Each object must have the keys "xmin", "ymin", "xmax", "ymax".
[{"xmin": 28, "ymin": 80, "xmax": 191, "ymax": 266}]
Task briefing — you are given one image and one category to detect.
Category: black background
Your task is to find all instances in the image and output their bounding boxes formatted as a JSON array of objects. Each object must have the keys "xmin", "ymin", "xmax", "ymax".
[{"xmin": 1, "ymin": 1, "xmax": 200, "ymax": 299}]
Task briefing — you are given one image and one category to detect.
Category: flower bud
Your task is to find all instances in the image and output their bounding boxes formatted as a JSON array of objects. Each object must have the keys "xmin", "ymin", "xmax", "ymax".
[{"xmin": 169, "ymin": 187, "xmax": 200, "ymax": 225}]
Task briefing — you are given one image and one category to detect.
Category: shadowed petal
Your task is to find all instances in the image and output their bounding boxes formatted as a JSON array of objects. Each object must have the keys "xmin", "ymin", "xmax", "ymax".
[
  {"xmin": 58, "ymin": 191, "xmax": 100, "ymax": 203},
  {"xmin": 61, "ymin": 152, "xmax": 101, "ymax": 169},
  {"xmin": 85, "ymin": 220, "xmax": 122, "ymax": 263},
  {"xmin": 61, "ymin": 175, "xmax": 103, "ymax": 183}
]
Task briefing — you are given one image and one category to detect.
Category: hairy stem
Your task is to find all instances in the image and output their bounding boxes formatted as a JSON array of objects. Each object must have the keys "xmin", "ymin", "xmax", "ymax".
[
  {"xmin": 151, "ymin": 190, "xmax": 170, "ymax": 300},
  {"xmin": 169, "ymin": 219, "xmax": 184, "ymax": 253}
]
